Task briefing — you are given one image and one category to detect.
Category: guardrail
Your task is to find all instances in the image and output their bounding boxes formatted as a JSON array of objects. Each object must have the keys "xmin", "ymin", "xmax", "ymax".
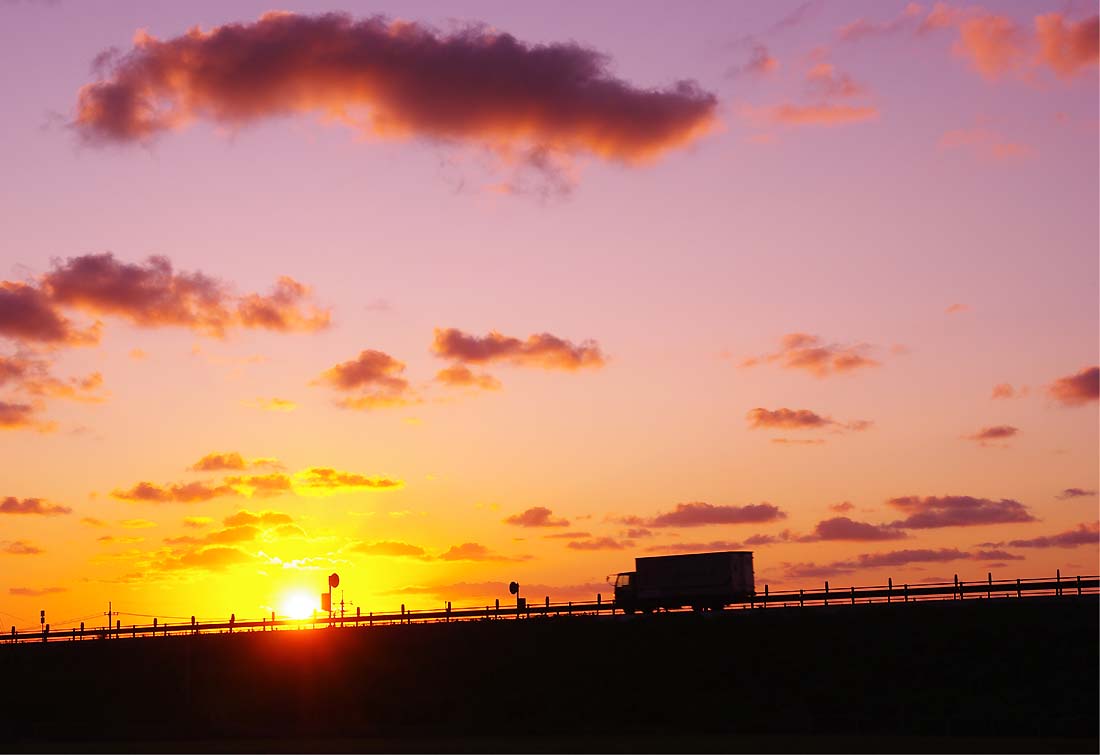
[{"xmin": 6, "ymin": 571, "xmax": 1097, "ymax": 644}]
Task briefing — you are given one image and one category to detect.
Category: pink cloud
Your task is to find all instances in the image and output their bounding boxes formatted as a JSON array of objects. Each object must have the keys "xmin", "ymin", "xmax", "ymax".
[
  {"xmin": 73, "ymin": 12, "xmax": 717, "ymax": 164},
  {"xmin": 887, "ymin": 495, "xmax": 1035, "ymax": 528},
  {"xmin": 1047, "ymin": 366, "xmax": 1099, "ymax": 407},
  {"xmin": 799, "ymin": 516, "xmax": 908, "ymax": 542},
  {"xmin": 432, "ymin": 328, "xmax": 605, "ymax": 371},
  {"xmin": 435, "ymin": 364, "xmax": 502, "ymax": 391},
  {"xmin": 767, "ymin": 103, "xmax": 879, "ymax": 127},
  {"xmin": 1035, "ymin": 13, "xmax": 1100, "ymax": 79},
  {"xmin": 1007, "ymin": 522, "xmax": 1099, "ymax": 548},
  {"xmin": 742, "ymin": 333, "xmax": 880, "ymax": 377},
  {"xmin": 963, "ymin": 425, "xmax": 1019, "ymax": 445},
  {"xmin": 1057, "ymin": 488, "xmax": 1097, "ymax": 500},
  {"xmin": 939, "ymin": 127, "xmax": 1033, "ymax": 161}
]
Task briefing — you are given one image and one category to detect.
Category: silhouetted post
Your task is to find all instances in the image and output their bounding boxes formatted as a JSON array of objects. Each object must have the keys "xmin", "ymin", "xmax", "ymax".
[
  {"xmin": 80, "ymin": 621, "xmax": 84, "ymax": 639},
  {"xmin": 153, "ymin": 618, "xmax": 158, "ymax": 635},
  {"xmin": 597, "ymin": 593, "xmax": 602, "ymax": 613},
  {"xmin": 1077, "ymin": 575, "xmax": 1082, "ymax": 596},
  {"xmin": 369, "ymin": 611, "xmax": 373, "ymax": 627},
  {"xmin": 10, "ymin": 626, "xmax": 14, "ymax": 643},
  {"xmin": 904, "ymin": 584, "xmax": 909, "ymax": 602},
  {"xmin": 545, "ymin": 596, "xmax": 549, "ymax": 612},
  {"xmin": 43, "ymin": 624, "xmax": 49, "ymax": 643},
  {"xmin": 495, "ymin": 599, "xmax": 499, "ymax": 619},
  {"xmin": 953, "ymin": 574, "xmax": 958, "ymax": 600},
  {"xmin": 356, "ymin": 607, "xmax": 361, "ymax": 626},
  {"xmin": 798, "ymin": 589, "xmax": 804, "ymax": 607},
  {"xmin": 763, "ymin": 584, "xmax": 768, "ymax": 608},
  {"xmin": 401, "ymin": 604, "xmax": 405, "ymax": 625},
  {"xmin": 1056, "ymin": 569, "xmax": 1061, "ymax": 596},
  {"xmin": 1016, "ymin": 578, "xmax": 1021, "ymax": 598},
  {"xmin": 568, "ymin": 600, "xmax": 572, "ymax": 615},
  {"xmin": 446, "ymin": 602, "xmax": 451, "ymax": 623},
  {"xmin": 849, "ymin": 586, "xmax": 855, "ymax": 605},
  {"xmin": 987, "ymin": 572, "xmax": 992, "ymax": 599},
  {"xmin": 888, "ymin": 578, "xmax": 892, "ymax": 603},
  {"xmin": 824, "ymin": 581, "xmax": 829, "ymax": 606}
]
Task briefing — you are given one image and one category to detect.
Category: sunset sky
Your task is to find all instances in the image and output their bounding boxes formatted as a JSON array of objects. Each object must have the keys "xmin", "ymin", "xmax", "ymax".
[{"xmin": 1, "ymin": 0, "xmax": 1097, "ymax": 630}]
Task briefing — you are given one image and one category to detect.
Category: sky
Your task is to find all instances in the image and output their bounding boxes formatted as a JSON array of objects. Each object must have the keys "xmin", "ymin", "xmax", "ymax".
[{"xmin": 0, "ymin": 0, "xmax": 1097, "ymax": 630}]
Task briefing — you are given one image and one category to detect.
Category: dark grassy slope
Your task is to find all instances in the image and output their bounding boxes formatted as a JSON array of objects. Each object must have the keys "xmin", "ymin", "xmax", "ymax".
[{"xmin": 1, "ymin": 596, "xmax": 1096, "ymax": 751}]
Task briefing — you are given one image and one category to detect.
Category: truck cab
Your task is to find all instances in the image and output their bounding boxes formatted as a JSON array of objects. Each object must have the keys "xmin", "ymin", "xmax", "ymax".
[{"xmin": 612, "ymin": 572, "xmax": 637, "ymax": 613}]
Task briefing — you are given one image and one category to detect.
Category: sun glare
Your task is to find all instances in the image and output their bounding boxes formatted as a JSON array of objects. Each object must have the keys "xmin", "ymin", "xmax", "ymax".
[{"xmin": 281, "ymin": 590, "xmax": 317, "ymax": 620}]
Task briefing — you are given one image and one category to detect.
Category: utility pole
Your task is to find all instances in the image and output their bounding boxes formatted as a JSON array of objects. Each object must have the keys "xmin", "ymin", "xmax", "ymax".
[{"xmin": 104, "ymin": 601, "xmax": 118, "ymax": 635}]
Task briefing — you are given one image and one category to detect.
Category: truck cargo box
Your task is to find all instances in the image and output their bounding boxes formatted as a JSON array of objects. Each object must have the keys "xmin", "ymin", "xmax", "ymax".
[{"xmin": 635, "ymin": 551, "xmax": 754, "ymax": 602}]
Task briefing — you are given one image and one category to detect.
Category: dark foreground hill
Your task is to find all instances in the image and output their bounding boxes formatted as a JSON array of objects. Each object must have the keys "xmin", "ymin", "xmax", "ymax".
[{"xmin": 1, "ymin": 595, "xmax": 1096, "ymax": 753}]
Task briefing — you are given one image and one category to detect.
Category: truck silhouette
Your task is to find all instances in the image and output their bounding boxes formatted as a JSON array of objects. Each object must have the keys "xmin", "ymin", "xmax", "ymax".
[{"xmin": 612, "ymin": 551, "xmax": 755, "ymax": 614}]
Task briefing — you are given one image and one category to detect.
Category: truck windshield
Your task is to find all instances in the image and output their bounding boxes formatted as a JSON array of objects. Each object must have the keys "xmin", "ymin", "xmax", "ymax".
[{"xmin": 615, "ymin": 573, "xmax": 631, "ymax": 587}]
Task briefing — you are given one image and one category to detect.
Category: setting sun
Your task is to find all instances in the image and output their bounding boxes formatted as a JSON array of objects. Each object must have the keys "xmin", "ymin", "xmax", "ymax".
[{"xmin": 281, "ymin": 591, "xmax": 317, "ymax": 621}]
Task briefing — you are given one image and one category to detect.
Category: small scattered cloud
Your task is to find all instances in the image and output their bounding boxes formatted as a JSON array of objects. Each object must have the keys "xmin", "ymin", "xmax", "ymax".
[
  {"xmin": 223, "ymin": 510, "xmax": 292, "ymax": 527},
  {"xmin": 1057, "ymin": 488, "xmax": 1097, "ymax": 500},
  {"xmin": 1047, "ymin": 366, "xmax": 1098, "ymax": 407},
  {"xmin": 741, "ymin": 333, "xmax": 880, "ymax": 377},
  {"xmin": 567, "ymin": 537, "xmax": 632, "ymax": 551},
  {"xmin": 9, "ymin": 586, "xmax": 67, "ymax": 597},
  {"xmin": 292, "ymin": 467, "xmax": 403, "ymax": 494},
  {"xmin": 438, "ymin": 542, "xmax": 528, "ymax": 562},
  {"xmin": 315, "ymin": 349, "xmax": 412, "ymax": 410},
  {"xmin": 111, "ymin": 480, "xmax": 239, "ymax": 504},
  {"xmin": 991, "ymin": 383, "xmax": 1028, "ymax": 399},
  {"xmin": 963, "ymin": 425, "xmax": 1019, "ymax": 446},
  {"xmin": 435, "ymin": 364, "xmax": 502, "ymax": 391},
  {"xmin": 183, "ymin": 516, "xmax": 212, "ymax": 528},
  {"xmin": 729, "ymin": 44, "xmax": 779, "ymax": 78},
  {"xmin": 503, "ymin": 506, "xmax": 569, "ymax": 528},
  {"xmin": 830, "ymin": 501, "xmax": 855, "ymax": 513},
  {"xmin": 0, "ymin": 496, "xmax": 71, "ymax": 516},
  {"xmin": 189, "ymin": 451, "xmax": 283, "ymax": 472},
  {"xmin": 939, "ymin": 127, "xmax": 1033, "ymax": 161},
  {"xmin": 2, "ymin": 540, "xmax": 44, "ymax": 555},
  {"xmin": 119, "ymin": 518, "xmax": 156, "ymax": 529},
  {"xmin": 350, "ymin": 541, "xmax": 428, "ymax": 559},
  {"xmin": 945, "ymin": 303, "xmax": 970, "ymax": 314},
  {"xmin": 243, "ymin": 397, "xmax": 297, "ymax": 412},
  {"xmin": 748, "ymin": 102, "xmax": 879, "ymax": 127},
  {"xmin": 747, "ymin": 407, "xmax": 872, "ymax": 434}
]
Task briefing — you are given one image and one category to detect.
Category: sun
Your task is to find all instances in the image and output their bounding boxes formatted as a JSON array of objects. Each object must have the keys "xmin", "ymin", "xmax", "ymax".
[{"xmin": 280, "ymin": 590, "xmax": 317, "ymax": 620}]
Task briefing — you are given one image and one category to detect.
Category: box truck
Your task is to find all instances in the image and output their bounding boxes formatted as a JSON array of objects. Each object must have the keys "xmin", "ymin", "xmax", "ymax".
[{"xmin": 612, "ymin": 551, "xmax": 754, "ymax": 613}]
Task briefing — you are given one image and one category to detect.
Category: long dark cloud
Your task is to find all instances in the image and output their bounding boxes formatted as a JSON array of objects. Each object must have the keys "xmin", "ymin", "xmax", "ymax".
[
  {"xmin": 73, "ymin": 12, "xmax": 717, "ymax": 163},
  {"xmin": 0, "ymin": 496, "xmax": 71, "ymax": 516},
  {"xmin": 1004, "ymin": 522, "xmax": 1098, "ymax": 549},
  {"xmin": 503, "ymin": 506, "xmax": 569, "ymax": 528},
  {"xmin": 432, "ymin": 328, "xmax": 605, "ymax": 370},
  {"xmin": 640, "ymin": 501, "xmax": 787, "ymax": 528},
  {"xmin": 784, "ymin": 546, "xmax": 1021, "ymax": 579},
  {"xmin": 798, "ymin": 516, "xmax": 907, "ymax": 542},
  {"xmin": 1057, "ymin": 488, "xmax": 1097, "ymax": 500},
  {"xmin": 886, "ymin": 495, "xmax": 1035, "ymax": 528},
  {"xmin": 41, "ymin": 253, "xmax": 329, "ymax": 337}
]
